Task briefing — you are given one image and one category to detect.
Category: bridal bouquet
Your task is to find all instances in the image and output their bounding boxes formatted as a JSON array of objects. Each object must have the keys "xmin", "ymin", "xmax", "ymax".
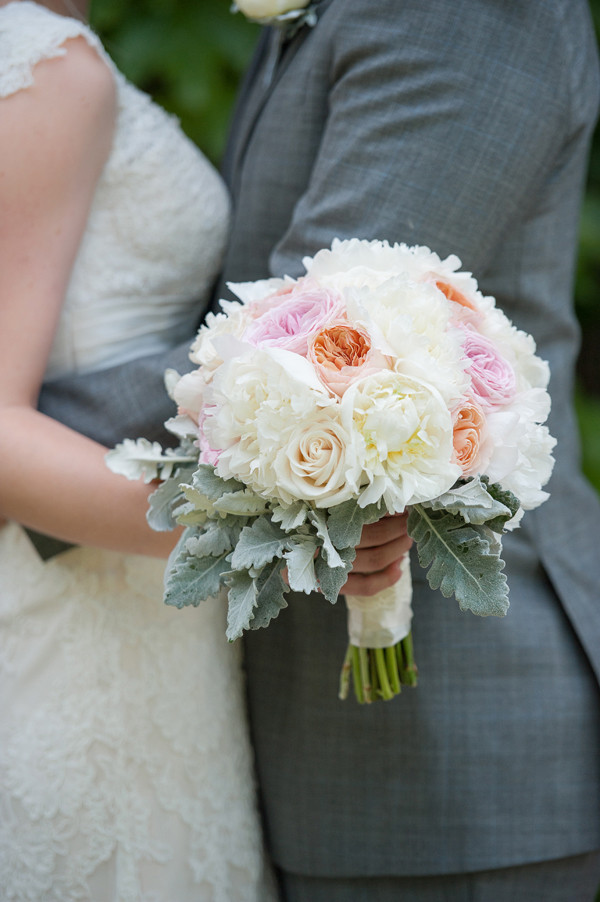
[{"xmin": 107, "ymin": 239, "xmax": 555, "ymax": 703}]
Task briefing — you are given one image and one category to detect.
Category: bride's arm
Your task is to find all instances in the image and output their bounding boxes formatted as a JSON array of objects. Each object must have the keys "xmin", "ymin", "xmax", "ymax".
[{"xmin": 0, "ymin": 37, "xmax": 177, "ymax": 557}]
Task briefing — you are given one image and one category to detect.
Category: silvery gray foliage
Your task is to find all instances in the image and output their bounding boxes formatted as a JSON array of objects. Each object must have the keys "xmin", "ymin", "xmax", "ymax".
[
  {"xmin": 407, "ymin": 478, "xmax": 519, "ymax": 617},
  {"xmin": 160, "ymin": 465, "xmax": 396, "ymax": 640},
  {"xmin": 113, "ymin": 434, "xmax": 518, "ymax": 636}
]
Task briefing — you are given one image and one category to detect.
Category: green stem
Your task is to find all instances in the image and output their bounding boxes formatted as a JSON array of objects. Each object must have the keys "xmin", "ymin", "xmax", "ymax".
[
  {"xmin": 359, "ymin": 647, "xmax": 373, "ymax": 703},
  {"xmin": 351, "ymin": 646, "xmax": 365, "ymax": 704},
  {"xmin": 386, "ymin": 645, "xmax": 401, "ymax": 695},
  {"xmin": 374, "ymin": 648, "xmax": 394, "ymax": 700},
  {"xmin": 338, "ymin": 645, "xmax": 352, "ymax": 700},
  {"xmin": 369, "ymin": 649, "xmax": 379, "ymax": 699},
  {"xmin": 399, "ymin": 632, "xmax": 418, "ymax": 686}
]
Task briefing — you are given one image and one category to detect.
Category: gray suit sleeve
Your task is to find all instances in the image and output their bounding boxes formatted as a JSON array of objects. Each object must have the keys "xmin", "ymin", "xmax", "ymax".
[
  {"xmin": 271, "ymin": 0, "xmax": 572, "ymax": 279},
  {"xmin": 38, "ymin": 339, "xmax": 193, "ymax": 448}
]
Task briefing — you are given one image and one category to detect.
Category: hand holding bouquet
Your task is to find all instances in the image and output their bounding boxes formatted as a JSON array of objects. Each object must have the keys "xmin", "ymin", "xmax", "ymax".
[{"xmin": 107, "ymin": 239, "xmax": 555, "ymax": 703}]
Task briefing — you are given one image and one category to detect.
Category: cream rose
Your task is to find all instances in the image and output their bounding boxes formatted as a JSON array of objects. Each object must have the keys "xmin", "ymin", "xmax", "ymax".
[{"xmin": 273, "ymin": 409, "xmax": 361, "ymax": 507}]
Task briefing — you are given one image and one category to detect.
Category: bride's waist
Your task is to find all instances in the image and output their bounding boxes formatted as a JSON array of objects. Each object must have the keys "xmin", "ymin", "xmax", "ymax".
[{"xmin": 45, "ymin": 304, "xmax": 199, "ymax": 381}]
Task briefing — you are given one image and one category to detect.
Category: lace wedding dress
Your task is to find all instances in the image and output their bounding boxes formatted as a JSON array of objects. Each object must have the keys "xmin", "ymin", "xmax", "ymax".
[{"xmin": 0, "ymin": 5, "xmax": 276, "ymax": 900}]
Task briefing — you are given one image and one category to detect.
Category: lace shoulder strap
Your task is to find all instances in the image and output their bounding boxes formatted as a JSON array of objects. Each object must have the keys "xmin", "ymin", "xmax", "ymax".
[{"xmin": 0, "ymin": 1, "xmax": 112, "ymax": 99}]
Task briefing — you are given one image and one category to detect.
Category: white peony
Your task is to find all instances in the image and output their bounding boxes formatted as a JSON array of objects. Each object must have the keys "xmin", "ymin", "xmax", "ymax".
[
  {"xmin": 189, "ymin": 302, "xmax": 254, "ymax": 372},
  {"xmin": 205, "ymin": 346, "xmax": 334, "ymax": 500},
  {"xmin": 344, "ymin": 275, "xmax": 468, "ymax": 408},
  {"xmin": 342, "ymin": 370, "xmax": 461, "ymax": 512}
]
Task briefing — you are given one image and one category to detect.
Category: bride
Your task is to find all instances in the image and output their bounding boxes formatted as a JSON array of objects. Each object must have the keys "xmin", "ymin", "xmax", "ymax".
[{"xmin": 0, "ymin": 1, "xmax": 277, "ymax": 899}]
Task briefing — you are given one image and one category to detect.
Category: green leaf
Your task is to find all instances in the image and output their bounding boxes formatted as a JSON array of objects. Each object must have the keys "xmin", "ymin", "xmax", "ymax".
[
  {"xmin": 307, "ymin": 510, "xmax": 343, "ymax": 567},
  {"xmin": 212, "ymin": 489, "xmax": 269, "ymax": 516},
  {"xmin": 314, "ymin": 545, "xmax": 356, "ymax": 603},
  {"xmin": 423, "ymin": 477, "xmax": 513, "ymax": 529},
  {"xmin": 271, "ymin": 501, "xmax": 308, "ymax": 531},
  {"xmin": 248, "ymin": 560, "xmax": 288, "ymax": 630},
  {"xmin": 225, "ymin": 570, "xmax": 257, "ymax": 640},
  {"xmin": 408, "ymin": 504, "xmax": 509, "ymax": 617},
  {"xmin": 146, "ymin": 465, "xmax": 196, "ymax": 531},
  {"xmin": 229, "ymin": 517, "xmax": 288, "ymax": 570},
  {"xmin": 283, "ymin": 536, "xmax": 318, "ymax": 594},
  {"xmin": 326, "ymin": 498, "xmax": 384, "ymax": 549},
  {"xmin": 172, "ymin": 501, "xmax": 209, "ymax": 528},
  {"xmin": 191, "ymin": 464, "xmax": 244, "ymax": 500},
  {"xmin": 485, "ymin": 480, "xmax": 521, "ymax": 531},
  {"xmin": 106, "ymin": 438, "xmax": 194, "ymax": 483},
  {"xmin": 164, "ymin": 550, "xmax": 230, "ymax": 608},
  {"xmin": 185, "ymin": 522, "xmax": 240, "ymax": 557}
]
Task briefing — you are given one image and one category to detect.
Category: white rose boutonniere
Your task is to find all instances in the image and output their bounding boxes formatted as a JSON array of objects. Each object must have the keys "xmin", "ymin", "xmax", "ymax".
[{"xmin": 233, "ymin": 0, "xmax": 318, "ymax": 32}]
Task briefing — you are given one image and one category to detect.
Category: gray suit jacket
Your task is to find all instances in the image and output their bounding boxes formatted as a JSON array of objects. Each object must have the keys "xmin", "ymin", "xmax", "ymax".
[{"xmin": 39, "ymin": 0, "xmax": 600, "ymax": 878}]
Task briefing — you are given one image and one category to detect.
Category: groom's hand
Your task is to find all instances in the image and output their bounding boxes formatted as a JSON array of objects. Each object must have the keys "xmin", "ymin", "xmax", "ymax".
[{"xmin": 342, "ymin": 513, "xmax": 412, "ymax": 597}]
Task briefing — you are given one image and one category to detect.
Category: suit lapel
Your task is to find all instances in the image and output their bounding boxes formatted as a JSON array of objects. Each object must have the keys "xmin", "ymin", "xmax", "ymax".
[{"xmin": 224, "ymin": 0, "xmax": 333, "ymax": 197}]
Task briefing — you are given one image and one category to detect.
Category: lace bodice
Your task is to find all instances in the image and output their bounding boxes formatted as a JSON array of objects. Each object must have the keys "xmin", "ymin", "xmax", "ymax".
[
  {"xmin": 0, "ymin": 6, "xmax": 275, "ymax": 900},
  {"xmin": 0, "ymin": 1, "xmax": 230, "ymax": 379}
]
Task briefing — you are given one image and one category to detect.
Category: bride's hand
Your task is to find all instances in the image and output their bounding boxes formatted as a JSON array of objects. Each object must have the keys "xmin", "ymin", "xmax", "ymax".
[{"xmin": 341, "ymin": 513, "xmax": 412, "ymax": 597}]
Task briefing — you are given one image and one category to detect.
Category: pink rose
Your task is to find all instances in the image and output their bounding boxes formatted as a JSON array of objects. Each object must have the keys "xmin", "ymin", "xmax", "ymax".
[
  {"xmin": 308, "ymin": 321, "xmax": 390, "ymax": 395},
  {"xmin": 461, "ymin": 327, "xmax": 516, "ymax": 409},
  {"xmin": 243, "ymin": 278, "xmax": 345, "ymax": 355}
]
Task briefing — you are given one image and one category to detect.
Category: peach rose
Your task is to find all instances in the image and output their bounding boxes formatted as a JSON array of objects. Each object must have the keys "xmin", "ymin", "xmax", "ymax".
[
  {"xmin": 308, "ymin": 322, "xmax": 389, "ymax": 395},
  {"xmin": 452, "ymin": 398, "xmax": 490, "ymax": 476}
]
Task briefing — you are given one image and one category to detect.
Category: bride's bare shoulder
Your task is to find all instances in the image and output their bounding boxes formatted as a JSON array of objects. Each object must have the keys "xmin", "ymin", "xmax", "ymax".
[{"xmin": 28, "ymin": 33, "xmax": 116, "ymax": 113}]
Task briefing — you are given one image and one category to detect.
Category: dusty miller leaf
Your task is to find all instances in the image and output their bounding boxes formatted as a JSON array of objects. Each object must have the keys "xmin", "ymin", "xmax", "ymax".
[
  {"xmin": 283, "ymin": 536, "xmax": 318, "ymax": 594},
  {"xmin": 225, "ymin": 570, "xmax": 257, "ymax": 640},
  {"xmin": 185, "ymin": 522, "xmax": 241, "ymax": 558},
  {"xmin": 314, "ymin": 545, "xmax": 356, "ymax": 603},
  {"xmin": 307, "ymin": 510, "xmax": 343, "ymax": 567},
  {"xmin": 271, "ymin": 501, "xmax": 308, "ymax": 531},
  {"xmin": 172, "ymin": 501, "xmax": 209, "ymax": 528},
  {"xmin": 164, "ymin": 549, "xmax": 230, "ymax": 608},
  {"xmin": 146, "ymin": 465, "xmax": 196, "ymax": 531},
  {"xmin": 212, "ymin": 490, "xmax": 269, "ymax": 516},
  {"xmin": 423, "ymin": 477, "xmax": 513, "ymax": 528},
  {"xmin": 248, "ymin": 560, "xmax": 288, "ymax": 630},
  {"xmin": 485, "ymin": 480, "xmax": 521, "ymax": 532},
  {"xmin": 105, "ymin": 438, "xmax": 194, "ymax": 483},
  {"xmin": 229, "ymin": 517, "xmax": 288, "ymax": 571},
  {"xmin": 408, "ymin": 504, "xmax": 509, "ymax": 617},
  {"xmin": 191, "ymin": 464, "xmax": 245, "ymax": 500},
  {"xmin": 326, "ymin": 498, "xmax": 384, "ymax": 549}
]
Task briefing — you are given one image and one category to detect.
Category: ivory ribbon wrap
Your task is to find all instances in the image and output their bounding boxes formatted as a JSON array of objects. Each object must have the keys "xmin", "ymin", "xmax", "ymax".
[{"xmin": 345, "ymin": 558, "xmax": 413, "ymax": 648}]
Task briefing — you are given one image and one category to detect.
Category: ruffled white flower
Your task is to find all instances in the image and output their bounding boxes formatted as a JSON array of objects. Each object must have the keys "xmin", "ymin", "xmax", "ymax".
[
  {"xmin": 345, "ymin": 276, "xmax": 468, "ymax": 408},
  {"xmin": 189, "ymin": 302, "xmax": 254, "ymax": 371},
  {"xmin": 342, "ymin": 371, "xmax": 461, "ymax": 512},
  {"xmin": 484, "ymin": 389, "xmax": 556, "ymax": 510},
  {"xmin": 305, "ymin": 237, "xmax": 484, "ymax": 305},
  {"xmin": 205, "ymin": 346, "xmax": 335, "ymax": 500}
]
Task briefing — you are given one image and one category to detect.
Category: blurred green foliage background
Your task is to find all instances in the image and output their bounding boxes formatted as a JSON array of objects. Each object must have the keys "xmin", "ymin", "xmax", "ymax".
[{"xmin": 89, "ymin": 0, "xmax": 600, "ymax": 493}]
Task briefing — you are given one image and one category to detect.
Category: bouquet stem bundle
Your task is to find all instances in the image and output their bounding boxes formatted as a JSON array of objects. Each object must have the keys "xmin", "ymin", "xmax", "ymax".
[{"xmin": 339, "ymin": 634, "xmax": 417, "ymax": 703}]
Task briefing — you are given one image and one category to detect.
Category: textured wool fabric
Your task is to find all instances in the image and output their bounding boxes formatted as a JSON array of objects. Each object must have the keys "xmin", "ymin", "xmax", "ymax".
[
  {"xmin": 37, "ymin": 0, "xmax": 600, "ymax": 884},
  {"xmin": 277, "ymin": 850, "xmax": 600, "ymax": 901}
]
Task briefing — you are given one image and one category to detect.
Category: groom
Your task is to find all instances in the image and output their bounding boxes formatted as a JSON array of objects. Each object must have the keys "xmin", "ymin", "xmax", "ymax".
[{"xmin": 39, "ymin": 0, "xmax": 600, "ymax": 898}]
